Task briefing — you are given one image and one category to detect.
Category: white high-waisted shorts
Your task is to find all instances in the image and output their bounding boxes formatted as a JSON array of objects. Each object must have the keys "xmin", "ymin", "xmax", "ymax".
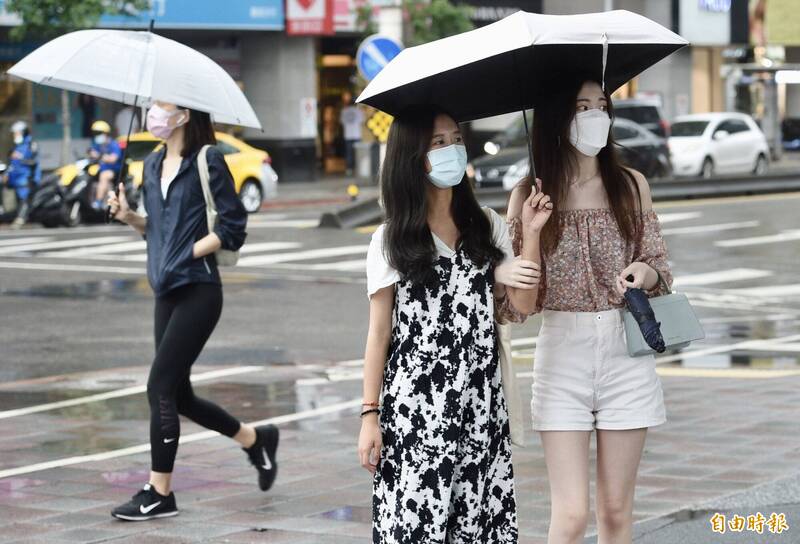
[{"xmin": 532, "ymin": 308, "xmax": 667, "ymax": 431}]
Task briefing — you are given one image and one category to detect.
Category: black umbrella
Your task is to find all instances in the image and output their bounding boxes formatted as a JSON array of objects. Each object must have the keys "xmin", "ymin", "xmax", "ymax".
[
  {"xmin": 357, "ymin": 10, "xmax": 688, "ymax": 179},
  {"xmin": 624, "ymin": 275, "xmax": 665, "ymax": 353}
]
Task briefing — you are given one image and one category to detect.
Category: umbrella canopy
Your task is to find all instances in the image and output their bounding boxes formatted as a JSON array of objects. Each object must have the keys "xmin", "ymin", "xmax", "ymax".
[
  {"xmin": 9, "ymin": 29, "xmax": 261, "ymax": 129},
  {"xmin": 357, "ymin": 10, "xmax": 688, "ymax": 122}
]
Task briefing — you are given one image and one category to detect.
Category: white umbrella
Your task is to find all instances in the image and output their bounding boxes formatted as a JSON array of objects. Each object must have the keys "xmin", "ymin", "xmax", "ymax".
[
  {"xmin": 358, "ymin": 10, "xmax": 688, "ymax": 122},
  {"xmin": 9, "ymin": 29, "xmax": 261, "ymax": 129}
]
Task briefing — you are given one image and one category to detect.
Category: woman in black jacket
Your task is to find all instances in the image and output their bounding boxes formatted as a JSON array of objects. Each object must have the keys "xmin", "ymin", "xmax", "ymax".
[{"xmin": 107, "ymin": 101, "xmax": 279, "ymax": 521}]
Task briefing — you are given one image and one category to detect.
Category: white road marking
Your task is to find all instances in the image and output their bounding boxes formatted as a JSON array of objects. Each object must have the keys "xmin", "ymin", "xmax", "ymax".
[
  {"xmin": 654, "ymin": 334, "xmax": 800, "ymax": 365},
  {"xmin": 237, "ymin": 245, "xmax": 369, "ymax": 267},
  {"xmin": 0, "ymin": 262, "xmax": 145, "ymax": 275},
  {"xmin": 239, "ymin": 242, "xmax": 303, "ymax": 254},
  {"xmin": 656, "ymin": 212, "xmax": 702, "ymax": 224},
  {"xmin": 0, "ymin": 398, "xmax": 362, "ymax": 479},
  {"xmin": 247, "ymin": 220, "xmax": 318, "ymax": 229},
  {"xmin": 0, "ymin": 366, "xmax": 264, "ymax": 420},
  {"xmin": 0, "ymin": 236, "xmax": 53, "ymax": 247},
  {"xmin": 662, "ymin": 221, "xmax": 760, "ymax": 236},
  {"xmin": 728, "ymin": 284, "xmax": 800, "ymax": 298},
  {"xmin": 42, "ymin": 240, "xmax": 147, "ymax": 257},
  {"xmin": 0, "ymin": 236, "xmax": 134, "ymax": 255},
  {"xmin": 715, "ymin": 230, "xmax": 800, "ymax": 248},
  {"xmin": 270, "ymin": 259, "xmax": 367, "ymax": 272},
  {"xmin": 672, "ymin": 268, "xmax": 774, "ymax": 287}
]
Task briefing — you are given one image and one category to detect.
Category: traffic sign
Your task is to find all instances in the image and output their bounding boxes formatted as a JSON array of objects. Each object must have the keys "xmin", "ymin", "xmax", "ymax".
[{"xmin": 356, "ymin": 34, "xmax": 403, "ymax": 82}]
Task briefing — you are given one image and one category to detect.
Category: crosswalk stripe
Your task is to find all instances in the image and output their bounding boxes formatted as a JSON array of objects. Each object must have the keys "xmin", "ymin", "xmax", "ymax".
[
  {"xmin": 42, "ymin": 240, "xmax": 147, "ymax": 257},
  {"xmin": 237, "ymin": 245, "xmax": 369, "ymax": 266},
  {"xmin": 239, "ymin": 242, "xmax": 302, "ymax": 254},
  {"xmin": 0, "ymin": 236, "xmax": 54, "ymax": 247},
  {"xmin": 662, "ymin": 221, "xmax": 759, "ymax": 236},
  {"xmin": 270, "ymin": 259, "xmax": 366, "ymax": 272},
  {"xmin": 0, "ymin": 236, "xmax": 134, "ymax": 255},
  {"xmin": 656, "ymin": 212, "xmax": 702, "ymax": 224},
  {"xmin": 672, "ymin": 268, "xmax": 773, "ymax": 287},
  {"xmin": 715, "ymin": 230, "xmax": 800, "ymax": 248}
]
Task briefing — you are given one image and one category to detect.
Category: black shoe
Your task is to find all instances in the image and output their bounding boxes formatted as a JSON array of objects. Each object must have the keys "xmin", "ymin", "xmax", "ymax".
[
  {"xmin": 111, "ymin": 483, "xmax": 179, "ymax": 521},
  {"xmin": 243, "ymin": 424, "xmax": 279, "ymax": 491}
]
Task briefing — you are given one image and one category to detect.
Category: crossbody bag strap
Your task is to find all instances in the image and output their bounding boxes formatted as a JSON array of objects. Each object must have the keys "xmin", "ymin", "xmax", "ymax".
[{"xmin": 196, "ymin": 144, "xmax": 215, "ymax": 234}]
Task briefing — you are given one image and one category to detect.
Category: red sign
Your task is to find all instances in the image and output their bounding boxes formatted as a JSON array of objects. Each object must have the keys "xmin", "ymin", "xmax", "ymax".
[{"xmin": 286, "ymin": 0, "xmax": 334, "ymax": 35}]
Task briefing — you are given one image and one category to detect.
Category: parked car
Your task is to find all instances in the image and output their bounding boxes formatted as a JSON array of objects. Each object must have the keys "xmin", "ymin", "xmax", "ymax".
[
  {"xmin": 469, "ymin": 118, "xmax": 671, "ymax": 190},
  {"xmin": 54, "ymin": 132, "xmax": 278, "ymax": 215},
  {"xmin": 613, "ymin": 99, "xmax": 670, "ymax": 137},
  {"xmin": 668, "ymin": 113, "xmax": 770, "ymax": 178}
]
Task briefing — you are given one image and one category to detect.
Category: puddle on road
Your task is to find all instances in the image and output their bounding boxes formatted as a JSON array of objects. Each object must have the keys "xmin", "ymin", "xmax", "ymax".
[
  {"xmin": 1, "ymin": 278, "xmax": 151, "ymax": 300},
  {"xmin": 0, "ymin": 378, "xmax": 359, "ymax": 461}
]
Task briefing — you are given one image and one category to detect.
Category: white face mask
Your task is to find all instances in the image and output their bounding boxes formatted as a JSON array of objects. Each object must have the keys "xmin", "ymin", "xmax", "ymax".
[
  {"xmin": 13, "ymin": 135, "xmax": 23, "ymax": 145},
  {"xmin": 569, "ymin": 109, "xmax": 611, "ymax": 157},
  {"xmin": 426, "ymin": 144, "xmax": 467, "ymax": 189},
  {"xmin": 94, "ymin": 134, "xmax": 108, "ymax": 145}
]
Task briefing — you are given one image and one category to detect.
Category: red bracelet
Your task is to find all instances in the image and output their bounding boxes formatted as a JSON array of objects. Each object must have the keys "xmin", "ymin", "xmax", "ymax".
[{"xmin": 362, "ymin": 401, "xmax": 380, "ymax": 407}]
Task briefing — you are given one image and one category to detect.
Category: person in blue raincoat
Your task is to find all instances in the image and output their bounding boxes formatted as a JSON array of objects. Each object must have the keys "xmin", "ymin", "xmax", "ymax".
[
  {"xmin": 7, "ymin": 120, "xmax": 41, "ymax": 228},
  {"xmin": 89, "ymin": 120, "xmax": 122, "ymax": 209}
]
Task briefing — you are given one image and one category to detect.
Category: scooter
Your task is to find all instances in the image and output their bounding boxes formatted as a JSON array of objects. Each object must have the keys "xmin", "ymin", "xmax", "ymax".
[{"xmin": 54, "ymin": 157, "xmax": 137, "ymax": 227}]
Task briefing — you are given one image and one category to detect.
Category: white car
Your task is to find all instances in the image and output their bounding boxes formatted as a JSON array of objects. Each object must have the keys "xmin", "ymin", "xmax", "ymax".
[{"xmin": 668, "ymin": 113, "xmax": 770, "ymax": 178}]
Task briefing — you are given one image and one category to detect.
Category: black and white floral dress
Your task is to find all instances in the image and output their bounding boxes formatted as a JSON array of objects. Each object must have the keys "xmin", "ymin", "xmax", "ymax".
[{"xmin": 366, "ymin": 208, "xmax": 518, "ymax": 544}]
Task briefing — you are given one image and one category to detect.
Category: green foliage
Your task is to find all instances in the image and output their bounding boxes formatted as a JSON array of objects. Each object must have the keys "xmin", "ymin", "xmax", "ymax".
[
  {"xmin": 355, "ymin": 1, "xmax": 377, "ymax": 36},
  {"xmin": 7, "ymin": 0, "xmax": 150, "ymax": 40},
  {"xmin": 403, "ymin": 0, "xmax": 474, "ymax": 46}
]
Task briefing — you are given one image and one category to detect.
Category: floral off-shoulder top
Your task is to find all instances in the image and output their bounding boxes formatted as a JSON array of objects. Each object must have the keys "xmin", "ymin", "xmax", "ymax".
[{"xmin": 495, "ymin": 209, "xmax": 673, "ymax": 323}]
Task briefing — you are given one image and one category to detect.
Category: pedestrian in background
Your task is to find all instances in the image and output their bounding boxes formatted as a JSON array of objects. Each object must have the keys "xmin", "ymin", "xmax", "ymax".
[
  {"xmin": 89, "ymin": 120, "xmax": 122, "ymax": 210},
  {"xmin": 358, "ymin": 106, "xmax": 551, "ymax": 543},
  {"xmin": 107, "ymin": 101, "xmax": 279, "ymax": 522},
  {"xmin": 505, "ymin": 79, "xmax": 672, "ymax": 544},
  {"xmin": 7, "ymin": 120, "xmax": 41, "ymax": 229},
  {"xmin": 339, "ymin": 91, "xmax": 364, "ymax": 176}
]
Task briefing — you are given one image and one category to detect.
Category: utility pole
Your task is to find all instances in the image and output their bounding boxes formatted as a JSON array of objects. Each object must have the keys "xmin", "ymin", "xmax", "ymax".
[{"xmin": 604, "ymin": 0, "xmax": 614, "ymax": 11}]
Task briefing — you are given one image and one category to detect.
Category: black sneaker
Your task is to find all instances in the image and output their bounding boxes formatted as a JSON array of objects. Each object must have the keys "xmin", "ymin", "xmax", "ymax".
[
  {"xmin": 243, "ymin": 424, "xmax": 279, "ymax": 491},
  {"xmin": 111, "ymin": 483, "xmax": 179, "ymax": 521}
]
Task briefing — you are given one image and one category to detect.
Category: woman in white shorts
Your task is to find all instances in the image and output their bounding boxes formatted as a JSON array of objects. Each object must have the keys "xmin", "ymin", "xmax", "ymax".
[{"xmin": 498, "ymin": 79, "xmax": 672, "ymax": 544}]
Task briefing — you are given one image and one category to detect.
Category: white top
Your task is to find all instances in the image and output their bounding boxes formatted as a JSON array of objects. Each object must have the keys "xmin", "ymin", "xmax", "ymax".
[
  {"xmin": 366, "ymin": 207, "xmax": 514, "ymax": 298},
  {"xmin": 160, "ymin": 169, "xmax": 179, "ymax": 199},
  {"xmin": 340, "ymin": 106, "xmax": 365, "ymax": 141}
]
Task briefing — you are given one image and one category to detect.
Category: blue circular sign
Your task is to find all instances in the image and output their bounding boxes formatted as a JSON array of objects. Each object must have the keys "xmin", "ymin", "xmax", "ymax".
[{"xmin": 356, "ymin": 35, "xmax": 403, "ymax": 82}]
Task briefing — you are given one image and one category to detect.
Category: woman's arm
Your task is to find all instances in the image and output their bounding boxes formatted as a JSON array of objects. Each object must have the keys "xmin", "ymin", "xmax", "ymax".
[
  {"xmin": 358, "ymin": 285, "xmax": 394, "ymax": 474},
  {"xmin": 615, "ymin": 170, "xmax": 672, "ymax": 295},
  {"xmin": 206, "ymin": 147, "xmax": 248, "ymax": 251},
  {"xmin": 504, "ymin": 185, "xmax": 551, "ymax": 315},
  {"xmin": 107, "ymin": 184, "xmax": 146, "ymax": 236}
]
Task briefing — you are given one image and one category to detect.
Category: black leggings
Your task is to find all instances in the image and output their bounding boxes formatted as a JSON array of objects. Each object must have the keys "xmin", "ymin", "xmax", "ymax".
[{"xmin": 148, "ymin": 282, "xmax": 240, "ymax": 473}]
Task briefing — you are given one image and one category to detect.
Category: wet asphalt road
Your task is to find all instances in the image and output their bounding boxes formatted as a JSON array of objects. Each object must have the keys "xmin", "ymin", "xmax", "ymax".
[{"xmin": 1, "ymin": 189, "xmax": 800, "ymax": 542}]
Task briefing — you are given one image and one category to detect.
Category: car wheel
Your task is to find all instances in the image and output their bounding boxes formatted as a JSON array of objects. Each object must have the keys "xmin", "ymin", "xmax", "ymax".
[
  {"xmin": 701, "ymin": 158, "xmax": 714, "ymax": 179},
  {"xmin": 239, "ymin": 180, "xmax": 263, "ymax": 214},
  {"xmin": 63, "ymin": 201, "xmax": 82, "ymax": 227},
  {"xmin": 753, "ymin": 154, "xmax": 768, "ymax": 176}
]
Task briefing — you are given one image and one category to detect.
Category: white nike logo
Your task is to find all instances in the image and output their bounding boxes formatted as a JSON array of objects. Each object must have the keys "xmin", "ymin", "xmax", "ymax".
[
  {"xmin": 140, "ymin": 501, "xmax": 161, "ymax": 514},
  {"xmin": 163, "ymin": 438, "xmax": 176, "ymax": 444},
  {"xmin": 262, "ymin": 447, "xmax": 272, "ymax": 470}
]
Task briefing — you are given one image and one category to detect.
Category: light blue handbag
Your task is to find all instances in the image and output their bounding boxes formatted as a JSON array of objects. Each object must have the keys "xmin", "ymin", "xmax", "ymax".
[{"xmin": 623, "ymin": 274, "xmax": 705, "ymax": 357}]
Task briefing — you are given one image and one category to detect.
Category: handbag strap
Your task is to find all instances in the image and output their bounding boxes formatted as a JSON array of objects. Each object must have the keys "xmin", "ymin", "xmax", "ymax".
[
  {"xmin": 196, "ymin": 144, "xmax": 216, "ymax": 234},
  {"xmin": 656, "ymin": 270, "xmax": 672, "ymax": 295}
]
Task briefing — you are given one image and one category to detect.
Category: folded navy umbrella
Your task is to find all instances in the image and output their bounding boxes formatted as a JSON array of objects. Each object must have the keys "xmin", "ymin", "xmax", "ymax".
[{"xmin": 624, "ymin": 275, "xmax": 665, "ymax": 353}]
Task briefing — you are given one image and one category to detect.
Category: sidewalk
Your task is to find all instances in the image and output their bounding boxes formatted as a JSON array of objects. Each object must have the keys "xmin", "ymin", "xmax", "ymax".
[
  {"xmin": 262, "ymin": 177, "xmax": 378, "ymax": 212},
  {"xmin": 1, "ymin": 360, "xmax": 800, "ymax": 543}
]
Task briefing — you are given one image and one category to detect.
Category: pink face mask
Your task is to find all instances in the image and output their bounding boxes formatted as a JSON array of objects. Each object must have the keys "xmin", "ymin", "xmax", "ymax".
[{"xmin": 146, "ymin": 104, "xmax": 187, "ymax": 140}]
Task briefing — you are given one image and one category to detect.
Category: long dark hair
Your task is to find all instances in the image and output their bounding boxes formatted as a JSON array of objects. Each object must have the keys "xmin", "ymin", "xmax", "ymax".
[
  {"xmin": 180, "ymin": 108, "xmax": 216, "ymax": 157},
  {"xmin": 532, "ymin": 79, "xmax": 642, "ymax": 256},
  {"xmin": 381, "ymin": 106, "xmax": 504, "ymax": 285}
]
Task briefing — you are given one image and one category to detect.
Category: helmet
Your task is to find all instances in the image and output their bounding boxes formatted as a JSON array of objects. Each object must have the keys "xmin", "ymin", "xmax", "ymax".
[
  {"xmin": 91, "ymin": 120, "xmax": 111, "ymax": 134},
  {"xmin": 10, "ymin": 120, "xmax": 27, "ymax": 133}
]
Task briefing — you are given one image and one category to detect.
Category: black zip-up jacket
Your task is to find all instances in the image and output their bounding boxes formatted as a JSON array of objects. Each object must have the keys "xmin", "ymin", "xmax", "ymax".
[{"xmin": 142, "ymin": 145, "xmax": 247, "ymax": 297}]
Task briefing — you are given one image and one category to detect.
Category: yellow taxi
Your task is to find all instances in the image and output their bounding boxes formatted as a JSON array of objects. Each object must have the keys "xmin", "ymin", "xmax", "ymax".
[{"xmin": 56, "ymin": 132, "xmax": 278, "ymax": 213}]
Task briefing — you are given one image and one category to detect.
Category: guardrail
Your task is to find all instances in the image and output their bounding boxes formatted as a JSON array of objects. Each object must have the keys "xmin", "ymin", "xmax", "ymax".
[{"xmin": 318, "ymin": 171, "xmax": 800, "ymax": 229}]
